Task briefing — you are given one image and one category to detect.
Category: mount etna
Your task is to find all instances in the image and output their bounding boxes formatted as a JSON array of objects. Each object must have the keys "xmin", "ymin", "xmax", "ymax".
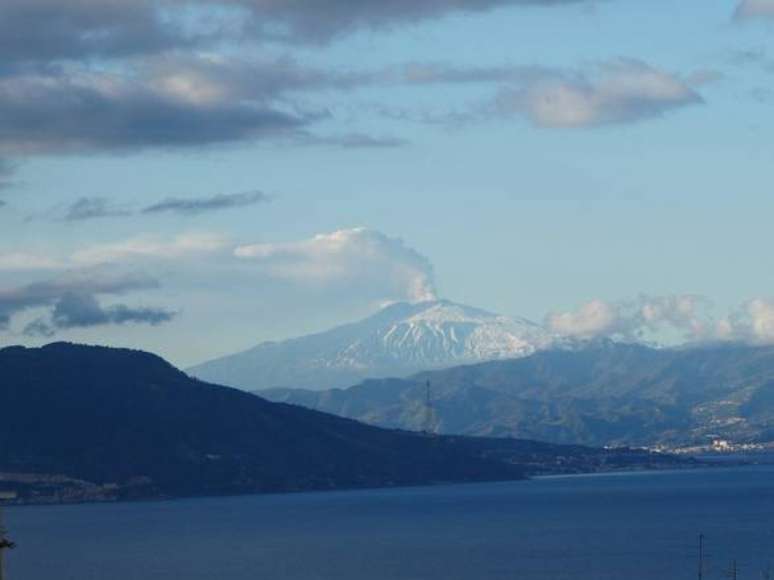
[{"xmin": 189, "ymin": 300, "xmax": 554, "ymax": 391}]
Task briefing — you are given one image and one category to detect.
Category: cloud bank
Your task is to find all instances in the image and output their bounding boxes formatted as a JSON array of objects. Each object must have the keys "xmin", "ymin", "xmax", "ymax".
[
  {"xmin": 546, "ymin": 295, "xmax": 710, "ymax": 340},
  {"xmin": 0, "ymin": 0, "xmax": 594, "ymax": 65},
  {"xmin": 6, "ymin": 225, "xmax": 774, "ymax": 348},
  {"xmin": 0, "ymin": 3, "xmax": 705, "ymax": 160},
  {"xmin": 0, "ymin": 228, "xmax": 438, "ymax": 338},
  {"xmin": 0, "ymin": 270, "xmax": 174, "ymax": 335},
  {"xmin": 715, "ymin": 299, "xmax": 774, "ymax": 344},
  {"xmin": 547, "ymin": 294, "xmax": 774, "ymax": 346}
]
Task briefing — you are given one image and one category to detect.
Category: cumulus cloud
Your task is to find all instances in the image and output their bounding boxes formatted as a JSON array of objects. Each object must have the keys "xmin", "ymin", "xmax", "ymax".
[
  {"xmin": 735, "ymin": 0, "xmax": 774, "ymax": 20},
  {"xmin": 546, "ymin": 295, "xmax": 712, "ymax": 340},
  {"xmin": 495, "ymin": 59, "xmax": 703, "ymax": 128},
  {"xmin": 0, "ymin": 270, "xmax": 174, "ymax": 333},
  {"xmin": 142, "ymin": 191, "xmax": 269, "ymax": 216},
  {"xmin": 235, "ymin": 227, "xmax": 437, "ymax": 302},
  {"xmin": 714, "ymin": 299, "xmax": 774, "ymax": 344},
  {"xmin": 545, "ymin": 294, "xmax": 774, "ymax": 347},
  {"xmin": 547, "ymin": 299, "xmax": 622, "ymax": 339}
]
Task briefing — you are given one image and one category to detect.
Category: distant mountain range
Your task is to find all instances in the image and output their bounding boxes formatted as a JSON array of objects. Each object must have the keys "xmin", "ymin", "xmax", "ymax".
[
  {"xmin": 260, "ymin": 341, "xmax": 774, "ymax": 448},
  {"xmin": 188, "ymin": 300, "xmax": 553, "ymax": 391},
  {"xmin": 0, "ymin": 342, "xmax": 687, "ymax": 504}
]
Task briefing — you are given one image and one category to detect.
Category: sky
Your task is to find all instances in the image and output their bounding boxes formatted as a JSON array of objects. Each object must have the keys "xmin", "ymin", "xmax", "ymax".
[{"xmin": 1, "ymin": 0, "xmax": 774, "ymax": 366}]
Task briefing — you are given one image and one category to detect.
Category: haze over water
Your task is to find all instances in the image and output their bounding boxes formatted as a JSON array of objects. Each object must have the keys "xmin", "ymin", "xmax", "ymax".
[{"xmin": 7, "ymin": 465, "xmax": 774, "ymax": 580}]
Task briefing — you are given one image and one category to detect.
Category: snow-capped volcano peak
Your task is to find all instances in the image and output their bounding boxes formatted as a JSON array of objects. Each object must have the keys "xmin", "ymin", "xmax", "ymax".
[
  {"xmin": 188, "ymin": 299, "xmax": 553, "ymax": 391},
  {"xmin": 358, "ymin": 299, "xmax": 550, "ymax": 366}
]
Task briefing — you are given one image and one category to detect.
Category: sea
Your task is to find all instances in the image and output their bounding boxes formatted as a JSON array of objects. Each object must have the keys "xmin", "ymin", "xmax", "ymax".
[{"xmin": 6, "ymin": 465, "xmax": 774, "ymax": 580}]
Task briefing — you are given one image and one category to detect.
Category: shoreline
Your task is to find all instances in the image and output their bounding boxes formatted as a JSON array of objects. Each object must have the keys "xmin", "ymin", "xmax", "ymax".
[{"xmin": 1, "ymin": 458, "xmax": 715, "ymax": 509}]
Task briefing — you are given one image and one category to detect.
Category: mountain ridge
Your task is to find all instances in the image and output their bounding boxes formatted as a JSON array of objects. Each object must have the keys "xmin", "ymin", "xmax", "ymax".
[
  {"xmin": 0, "ymin": 341, "xmax": 528, "ymax": 501},
  {"xmin": 188, "ymin": 299, "xmax": 553, "ymax": 391},
  {"xmin": 259, "ymin": 341, "xmax": 774, "ymax": 448},
  {"xmin": 0, "ymin": 342, "xmax": 690, "ymax": 504}
]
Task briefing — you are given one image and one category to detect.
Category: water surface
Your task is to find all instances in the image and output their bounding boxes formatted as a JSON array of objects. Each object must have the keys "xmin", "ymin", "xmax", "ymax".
[{"xmin": 7, "ymin": 466, "xmax": 774, "ymax": 580}]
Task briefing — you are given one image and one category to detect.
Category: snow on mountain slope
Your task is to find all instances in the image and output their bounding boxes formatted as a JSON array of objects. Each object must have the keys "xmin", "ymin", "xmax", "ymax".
[{"xmin": 187, "ymin": 300, "xmax": 554, "ymax": 391}]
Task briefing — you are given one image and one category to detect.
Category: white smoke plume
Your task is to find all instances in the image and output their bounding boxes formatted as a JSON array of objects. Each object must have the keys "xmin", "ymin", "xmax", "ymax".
[{"xmin": 234, "ymin": 227, "xmax": 437, "ymax": 303}]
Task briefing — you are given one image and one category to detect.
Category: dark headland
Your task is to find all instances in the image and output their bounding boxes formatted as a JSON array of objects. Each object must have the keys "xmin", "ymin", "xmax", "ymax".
[{"xmin": 0, "ymin": 343, "xmax": 693, "ymax": 505}]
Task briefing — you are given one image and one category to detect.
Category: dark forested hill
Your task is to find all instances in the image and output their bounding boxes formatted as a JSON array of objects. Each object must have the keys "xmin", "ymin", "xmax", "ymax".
[
  {"xmin": 0, "ymin": 342, "xmax": 527, "ymax": 501},
  {"xmin": 260, "ymin": 341, "xmax": 774, "ymax": 448}
]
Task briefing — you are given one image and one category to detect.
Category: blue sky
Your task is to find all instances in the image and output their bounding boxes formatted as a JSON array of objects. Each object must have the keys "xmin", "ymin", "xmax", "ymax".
[{"xmin": 1, "ymin": 0, "xmax": 774, "ymax": 365}]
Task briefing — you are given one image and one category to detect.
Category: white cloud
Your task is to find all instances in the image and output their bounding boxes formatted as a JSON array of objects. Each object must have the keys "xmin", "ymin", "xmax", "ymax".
[
  {"xmin": 0, "ymin": 252, "xmax": 64, "ymax": 271},
  {"xmin": 497, "ymin": 60, "xmax": 702, "ymax": 128},
  {"xmin": 715, "ymin": 299, "xmax": 774, "ymax": 344},
  {"xmin": 546, "ymin": 294, "xmax": 711, "ymax": 340},
  {"xmin": 1, "ymin": 228, "xmax": 436, "ymax": 311},
  {"xmin": 0, "ymin": 233, "xmax": 229, "ymax": 275},
  {"xmin": 545, "ymin": 294, "xmax": 774, "ymax": 347},
  {"xmin": 71, "ymin": 233, "xmax": 229, "ymax": 265},
  {"xmin": 546, "ymin": 299, "xmax": 621, "ymax": 338},
  {"xmin": 10, "ymin": 226, "xmax": 774, "ymax": 350},
  {"xmin": 235, "ymin": 227, "xmax": 437, "ymax": 302},
  {"xmin": 639, "ymin": 295, "xmax": 711, "ymax": 337}
]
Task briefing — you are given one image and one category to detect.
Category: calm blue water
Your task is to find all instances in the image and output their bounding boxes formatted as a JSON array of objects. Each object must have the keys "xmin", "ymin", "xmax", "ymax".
[{"xmin": 6, "ymin": 466, "xmax": 774, "ymax": 580}]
